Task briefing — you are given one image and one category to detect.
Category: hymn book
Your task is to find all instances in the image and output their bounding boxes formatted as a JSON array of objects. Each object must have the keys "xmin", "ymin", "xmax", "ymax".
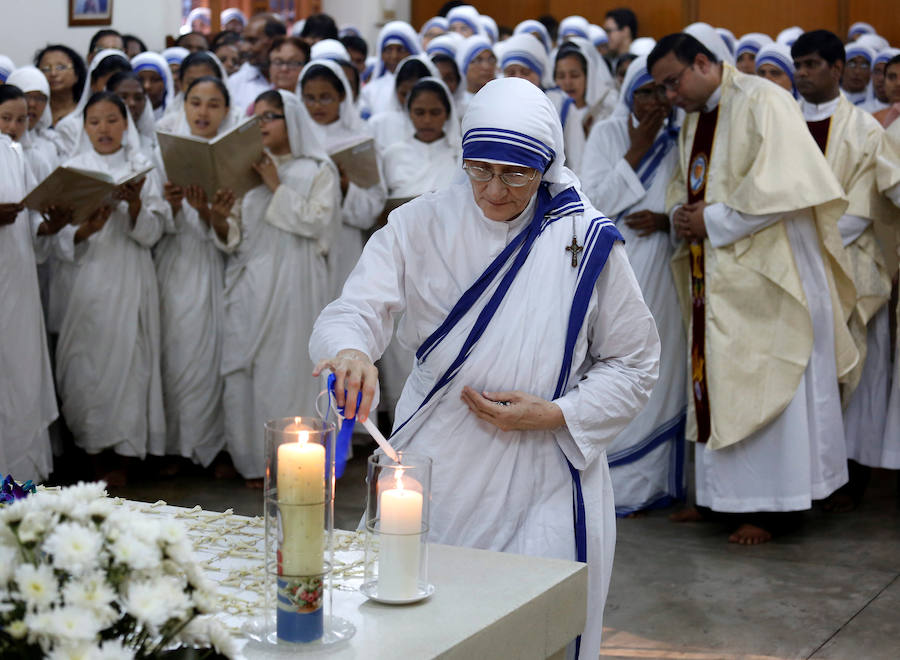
[
  {"xmin": 328, "ymin": 137, "xmax": 380, "ymax": 189},
  {"xmin": 157, "ymin": 116, "xmax": 263, "ymax": 198},
  {"xmin": 22, "ymin": 164, "xmax": 154, "ymax": 224}
]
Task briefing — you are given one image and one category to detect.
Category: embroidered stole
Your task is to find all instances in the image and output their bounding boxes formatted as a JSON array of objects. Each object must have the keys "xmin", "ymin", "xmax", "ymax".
[{"xmin": 686, "ymin": 106, "xmax": 719, "ymax": 444}]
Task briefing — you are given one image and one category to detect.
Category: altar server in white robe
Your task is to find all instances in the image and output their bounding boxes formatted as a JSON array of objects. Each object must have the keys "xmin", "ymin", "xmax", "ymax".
[
  {"xmin": 380, "ymin": 77, "xmax": 462, "ymax": 414},
  {"xmin": 311, "ymin": 77, "xmax": 660, "ymax": 659},
  {"xmin": 582, "ymin": 56, "xmax": 688, "ymax": 516},
  {"xmin": 550, "ymin": 38, "xmax": 618, "ymax": 176},
  {"xmin": 6, "ymin": 68, "xmax": 60, "ymax": 179},
  {"xmin": 155, "ymin": 77, "xmax": 237, "ymax": 467},
  {"xmin": 359, "ymin": 21, "xmax": 421, "ymax": 120},
  {"xmin": 298, "ymin": 60, "xmax": 387, "ymax": 297},
  {"xmin": 54, "ymin": 92, "xmax": 167, "ymax": 472},
  {"xmin": 219, "ymin": 89, "xmax": 340, "ymax": 481},
  {"xmin": 875, "ymin": 117, "xmax": 900, "ymax": 469},
  {"xmin": 648, "ymin": 32, "xmax": 858, "ymax": 544},
  {"xmin": 0, "ymin": 135, "xmax": 58, "ymax": 483},
  {"xmin": 793, "ymin": 30, "xmax": 894, "ymax": 489}
]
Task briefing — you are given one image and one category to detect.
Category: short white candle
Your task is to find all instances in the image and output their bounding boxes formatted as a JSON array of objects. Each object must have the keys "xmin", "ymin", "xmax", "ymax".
[
  {"xmin": 277, "ymin": 422, "xmax": 325, "ymax": 576},
  {"xmin": 378, "ymin": 470, "xmax": 423, "ymax": 600}
]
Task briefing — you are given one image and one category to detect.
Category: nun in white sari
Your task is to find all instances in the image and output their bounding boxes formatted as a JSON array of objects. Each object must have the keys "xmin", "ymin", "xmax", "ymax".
[
  {"xmin": 219, "ymin": 89, "xmax": 341, "ymax": 480},
  {"xmin": 581, "ymin": 56, "xmax": 688, "ymax": 515},
  {"xmin": 54, "ymin": 92, "xmax": 167, "ymax": 460},
  {"xmin": 311, "ymin": 78, "xmax": 660, "ymax": 659},
  {"xmin": 154, "ymin": 77, "xmax": 236, "ymax": 466},
  {"xmin": 0, "ymin": 135, "xmax": 57, "ymax": 483},
  {"xmin": 298, "ymin": 59, "xmax": 387, "ymax": 297},
  {"xmin": 6, "ymin": 67, "xmax": 60, "ymax": 180}
]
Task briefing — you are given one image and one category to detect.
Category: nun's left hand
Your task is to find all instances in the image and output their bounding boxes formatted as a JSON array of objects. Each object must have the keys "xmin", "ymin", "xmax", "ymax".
[
  {"xmin": 0, "ymin": 202, "xmax": 24, "ymax": 226},
  {"xmin": 253, "ymin": 154, "xmax": 280, "ymax": 192},
  {"xmin": 460, "ymin": 386, "xmax": 565, "ymax": 432}
]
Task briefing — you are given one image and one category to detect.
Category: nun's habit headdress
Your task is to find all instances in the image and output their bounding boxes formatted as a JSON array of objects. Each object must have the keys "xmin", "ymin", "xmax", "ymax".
[
  {"xmin": 375, "ymin": 21, "xmax": 422, "ymax": 77},
  {"xmin": 500, "ymin": 34, "xmax": 549, "ymax": 83},
  {"xmin": 755, "ymin": 42, "xmax": 797, "ymax": 97},
  {"xmin": 514, "ymin": 20, "xmax": 552, "ymax": 54},
  {"xmin": 131, "ymin": 52, "xmax": 175, "ymax": 113},
  {"xmin": 735, "ymin": 33, "xmax": 773, "ymax": 61},
  {"xmin": 447, "ymin": 6, "xmax": 483, "ymax": 37}
]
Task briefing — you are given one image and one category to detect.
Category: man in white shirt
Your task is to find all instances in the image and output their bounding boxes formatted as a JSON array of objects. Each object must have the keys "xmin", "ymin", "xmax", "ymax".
[{"xmin": 227, "ymin": 13, "xmax": 285, "ymax": 112}]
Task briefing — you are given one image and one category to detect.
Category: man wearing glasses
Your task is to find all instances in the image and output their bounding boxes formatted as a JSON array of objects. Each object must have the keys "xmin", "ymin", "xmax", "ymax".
[
  {"xmin": 648, "ymin": 31, "xmax": 858, "ymax": 545},
  {"xmin": 227, "ymin": 13, "xmax": 286, "ymax": 113}
]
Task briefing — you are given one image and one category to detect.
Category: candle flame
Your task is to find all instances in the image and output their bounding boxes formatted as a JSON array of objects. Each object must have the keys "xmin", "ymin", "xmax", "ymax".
[
  {"xmin": 394, "ymin": 468, "xmax": 405, "ymax": 492},
  {"xmin": 296, "ymin": 430, "xmax": 309, "ymax": 445}
]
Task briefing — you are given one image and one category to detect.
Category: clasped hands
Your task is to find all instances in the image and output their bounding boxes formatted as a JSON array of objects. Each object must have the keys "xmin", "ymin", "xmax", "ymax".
[
  {"xmin": 672, "ymin": 201, "xmax": 708, "ymax": 242},
  {"xmin": 312, "ymin": 349, "xmax": 563, "ymax": 431}
]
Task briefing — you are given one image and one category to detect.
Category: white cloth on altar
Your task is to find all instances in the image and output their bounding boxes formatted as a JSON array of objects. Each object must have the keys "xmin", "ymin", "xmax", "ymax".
[
  {"xmin": 153, "ymin": 107, "xmax": 236, "ymax": 466},
  {"xmin": 694, "ymin": 207, "xmax": 848, "ymax": 511},
  {"xmin": 53, "ymin": 126, "xmax": 167, "ymax": 458},
  {"xmin": 310, "ymin": 182, "xmax": 659, "ymax": 659},
  {"xmin": 0, "ymin": 136, "xmax": 56, "ymax": 482},
  {"xmin": 219, "ymin": 91, "xmax": 341, "ymax": 478},
  {"xmin": 581, "ymin": 106, "xmax": 687, "ymax": 515}
]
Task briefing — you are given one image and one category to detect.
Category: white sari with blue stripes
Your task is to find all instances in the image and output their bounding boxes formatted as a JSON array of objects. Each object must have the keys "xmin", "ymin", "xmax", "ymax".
[{"xmin": 310, "ymin": 180, "xmax": 660, "ymax": 659}]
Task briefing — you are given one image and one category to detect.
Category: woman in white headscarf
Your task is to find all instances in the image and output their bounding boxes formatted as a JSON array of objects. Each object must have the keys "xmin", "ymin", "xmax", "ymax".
[
  {"xmin": 311, "ymin": 76, "xmax": 659, "ymax": 660},
  {"xmin": 456, "ymin": 34, "xmax": 497, "ymax": 111},
  {"xmin": 158, "ymin": 51, "xmax": 234, "ymax": 131},
  {"xmin": 499, "ymin": 33, "xmax": 548, "ymax": 89},
  {"xmin": 153, "ymin": 76, "xmax": 238, "ymax": 471},
  {"xmin": 298, "ymin": 59, "xmax": 388, "ymax": 297},
  {"xmin": 368, "ymin": 54, "xmax": 441, "ymax": 152},
  {"xmin": 581, "ymin": 56, "xmax": 687, "ymax": 516},
  {"xmin": 162, "ymin": 46, "xmax": 190, "ymax": 91},
  {"xmin": 419, "ymin": 16, "xmax": 448, "ymax": 49},
  {"xmin": 514, "ymin": 19, "xmax": 552, "ymax": 55},
  {"xmin": 359, "ymin": 21, "xmax": 422, "ymax": 119},
  {"xmin": 53, "ymin": 91, "xmax": 167, "ymax": 483},
  {"xmin": 684, "ymin": 22, "xmax": 735, "ymax": 65},
  {"xmin": 734, "ymin": 32, "xmax": 773, "ymax": 74},
  {"xmin": 219, "ymin": 89, "xmax": 341, "ymax": 483},
  {"xmin": 132, "ymin": 51, "xmax": 175, "ymax": 120},
  {"xmin": 550, "ymin": 37, "xmax": 618, "ymax": 176},
  {"xmin": 558, "ymin": 15, "xmax": 591, "ymax": 45},
  {"xmin": 589, "ymin": 24, "xmax": 610, "ymax": 56},
  {"xmin": 5, "ymin": 67, "xmax": 60, "ymax": 180},
  {"xmin": 755, "ymin": 42, "xmax": 798, "ymax": 97},
  {"xmin": 447, "ymin": 5, "xmax": 482, "ymax": 38},
  {"xmin": 0, "ymin": 131, "xmax": 58, "ymax": 484},
  {"xmin": 427, "ymin": 33, "xmax": 466, "ymax": 106}
]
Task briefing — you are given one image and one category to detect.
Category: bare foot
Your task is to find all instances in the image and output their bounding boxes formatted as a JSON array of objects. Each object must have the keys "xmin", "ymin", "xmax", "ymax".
[
  {"xmin": 822, "ymin": 492, "xmax": 856, "ymax": 513},
  {"xmin": 100, "ymin": 468, "xmax": 128, "ymax": 488},
  {"xmin": 669, "ymin": 506, "xmax": 704, "ymax": 523},
  {"xmin": 244, "ymin": 478, "xmax": 264, "ymax": 489},
  {"xmin": 157, "ymin": 458, "xmax": 183, "ymax": 478},
  {"xmin": 213, "ymin": 460, "xmax": 238, "ymax": 480},
  {"xmin": 728, "ymin": 523, "xmax": 772, "ymax": 545}
]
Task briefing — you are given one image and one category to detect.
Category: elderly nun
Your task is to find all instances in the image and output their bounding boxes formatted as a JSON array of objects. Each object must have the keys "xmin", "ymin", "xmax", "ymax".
[{"xmin": 310, "ymin": 77, "xmax": 660, "ymax": 659}]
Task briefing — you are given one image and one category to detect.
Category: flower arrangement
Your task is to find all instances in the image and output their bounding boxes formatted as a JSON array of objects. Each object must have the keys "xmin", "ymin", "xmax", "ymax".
[
  {"xmin": 0, "ymin": 475, "xmax": 36, "ymax": 505},
  {"xmin": 0, "ymin": 481, "xmax": 237, "ymax": 659}
]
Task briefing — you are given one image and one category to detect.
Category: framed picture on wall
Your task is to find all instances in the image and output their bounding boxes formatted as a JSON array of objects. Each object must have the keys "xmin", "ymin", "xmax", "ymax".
[{"xmin": 69, "ymin": 0, "xmax": 113, "ymax": 26}]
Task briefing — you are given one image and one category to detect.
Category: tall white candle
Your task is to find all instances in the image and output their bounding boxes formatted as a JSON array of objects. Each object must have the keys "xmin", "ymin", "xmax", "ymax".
[
  {"xmin": 277, "ymin": 423, "xmax": 325, "ymax": 576},
  {"xmin": 378, "ymin": 470, "xmax": 423, "ymax": 600}
]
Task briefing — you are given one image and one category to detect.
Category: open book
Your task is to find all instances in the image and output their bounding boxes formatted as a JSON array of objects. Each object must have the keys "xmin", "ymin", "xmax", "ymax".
[
  {"xmin": 328, "ymin": 136, "xmax": 380, "ymax": 189},
  {"xmin": 157, "ymin": 116, "xmax": 263, "ymax": 198},
  {"xmin": 22, "ymin": 164, "xmax": 154, "ymax": 225}
]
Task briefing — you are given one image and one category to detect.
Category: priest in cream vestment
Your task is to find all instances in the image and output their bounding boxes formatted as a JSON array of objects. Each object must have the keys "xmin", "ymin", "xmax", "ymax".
[
  {"xmin": 648, "ymin": 33, "xmax": 859, "ymax": 542},
  {"xmin": 792, "ymin": 30, "xmax": 894, "ymax": 473}
]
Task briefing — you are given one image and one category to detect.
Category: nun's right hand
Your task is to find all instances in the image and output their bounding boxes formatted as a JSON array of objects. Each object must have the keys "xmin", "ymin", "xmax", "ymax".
[
  {"xmin": 163, "ymin": 182, "xmax": 184, "ymax": 214},
  {"xmin": 0, "ymin": 202, "xmax": 24, "ymax": 226},
  {"xmin": 313, "ymin": 349, "xmax": 378, "ymax": 423}
]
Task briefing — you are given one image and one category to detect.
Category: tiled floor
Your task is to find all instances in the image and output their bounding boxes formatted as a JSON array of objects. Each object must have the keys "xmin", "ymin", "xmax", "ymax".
[{"xmin": 86, "ymin": 443, "xmax": 899, "ymax": 660}]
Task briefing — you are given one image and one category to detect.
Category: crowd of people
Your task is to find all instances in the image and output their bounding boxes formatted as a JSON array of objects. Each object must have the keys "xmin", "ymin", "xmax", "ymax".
[{"xmin": 2, "ymin": 3, "xmax": 899, "ymax": 556}]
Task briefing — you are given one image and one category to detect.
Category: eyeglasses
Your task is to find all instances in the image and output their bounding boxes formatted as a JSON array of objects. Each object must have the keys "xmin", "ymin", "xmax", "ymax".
[
  {"xmin": 660, "ymin": 64, "xmax": 692, "ymax": 92},
  {"xmin": 40, "ymin": 64, "xmax": 73, "ymax": 74},
  {"xmin": 271, "ymin": 59, "xmax": 304, "ymax": 70},
  {"xmin": 633, "ymin": 85, "xmax": 668, "ymax": 100},
  {"xmin": 302, "ymin": 95, "xmax": 338, "ymax": 106},
  {"xmin": 258, "ymin": 112, "xmax": 285, "ymax": 124},
  {"xmin": 471, "ymin": 53, "xmax": 497, "ymax": 68},
  {"xmin": 463, "ymin": 163, "xmax": 538, "ymax": 187}
]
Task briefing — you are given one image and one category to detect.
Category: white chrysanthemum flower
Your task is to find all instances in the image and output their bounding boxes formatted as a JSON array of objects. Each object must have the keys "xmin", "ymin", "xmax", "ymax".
[
  {"xmin": 0, "ymin": 495, "xmax": 37, "ymax": 524},
  {"xmin": 176, "ymin": 617, "xmax": 210, "ymax": 647},
  {"xmin": 0, "ymin": 521, "xmax": 20, "ymax": 549},
  {"xmin": 124, "ymin": 577, "xmax": 188, "ymax": 628},
  {"xmin": 110, "ymin": 535, "xmax": 161, "ymax": 571},
  {"xmin": 44, "ymin": 523, "xmax": 103, "ymax": 575},
  {"xmin": 191, "ymin": 586, "xmax": 220, "ymax": 614},
  {"xmin": 65, "ymin": 481, "xmax": 108, "ymax": 504},
  {"xmin": 5, "ymin": 619, "xmax": 27, "ymax": 639},
  {"xmin": 97, "ymin": 639, "xmax": 134, "ymax": 660},
  {"xmin": 46, "ymin": 604, "xmax": 102, "ymax": 642},
  {"xmin": 17, "ymin": 509, "xmax": 56, "ymax": 544},
  {"xmin": 206, "ymin": 618, "xmax": 239, "ymax": 658},
  {"xmin": 14, "ymin": 563, "xmax": 58, "ymax": 609},
  {"xmin": 46, "ymin": 641, "xmax": 97, "ymax": 660},
  {"xmin": 158, "ymin": 519, "xmax": 187, "ymax": 546},
  {"xmin": 62, "ymin": 573, "xmax": 117, "ymax": 624},
  {"xmin": 0, "ymin": 545, "xmax": 21, "ymax": 583}
]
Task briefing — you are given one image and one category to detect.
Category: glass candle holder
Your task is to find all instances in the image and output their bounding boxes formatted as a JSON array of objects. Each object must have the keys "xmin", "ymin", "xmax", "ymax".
[
  {"xmin": 260, "ymin": 416, "xmax": 354, "ymax": 650},
  {"xmin": 362, "ymin": 452, "xmax": 433, "ymax": 603}
]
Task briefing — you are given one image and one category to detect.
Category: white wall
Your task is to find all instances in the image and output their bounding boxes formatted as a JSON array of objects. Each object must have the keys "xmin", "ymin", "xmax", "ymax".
[
  {"xmin": 1, "ymin": 0, "xmax": 182, "ymax": 69},
  {"xmin": 322, "ymin": 0, "xmax": 412, "ymax": 53}
]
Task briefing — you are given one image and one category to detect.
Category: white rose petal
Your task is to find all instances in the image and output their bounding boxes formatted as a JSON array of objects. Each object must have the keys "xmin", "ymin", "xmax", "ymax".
[{"xmin": 14, "ymin": 563, "xmax": 58, "ymax": 609}]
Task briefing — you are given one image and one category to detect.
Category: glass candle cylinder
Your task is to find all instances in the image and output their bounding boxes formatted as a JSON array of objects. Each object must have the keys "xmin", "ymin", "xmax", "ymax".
[
  {"xmin": 363, "ymin": 452, "xmax": 433, "ymax": 603},
  {"xmin": 262, "ymin": 416, "xmax": 354, "ymax": 648}
]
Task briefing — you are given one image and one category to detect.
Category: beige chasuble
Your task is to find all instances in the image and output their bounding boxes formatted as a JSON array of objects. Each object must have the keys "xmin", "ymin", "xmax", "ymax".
[{"xmin": 666, "ymin": 64, "xmax": 859, "ymax": 450}]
